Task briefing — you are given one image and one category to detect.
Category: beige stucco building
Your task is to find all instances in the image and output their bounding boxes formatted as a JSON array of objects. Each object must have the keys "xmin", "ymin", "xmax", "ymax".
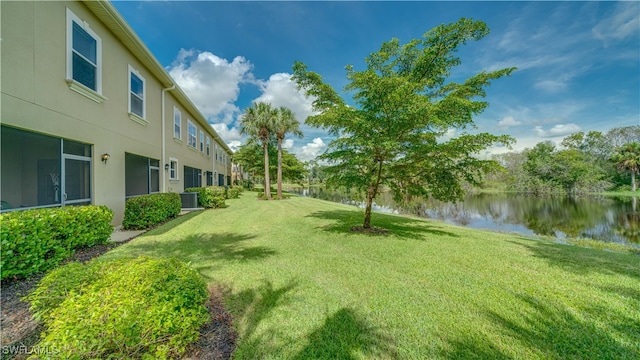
[{"xmin": 1, "ymin": 0, "xmax": 233, "ymax": 225}]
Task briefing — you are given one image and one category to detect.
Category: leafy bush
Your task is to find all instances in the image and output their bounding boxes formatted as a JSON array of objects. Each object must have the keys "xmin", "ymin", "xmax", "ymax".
[
  {"xmin": 0, "ymin": 205, "xmax": 113, "ymax": 280},
  {"xmin": 25, "ymin": 261, "xmax": 101, "ymax": 323},
  {"xmin": 122, "ymin": 193, "xmax": 181, "ymax": 230},
  {"xmin": 27, "ymin": 256, "xmax": 209, "ymax": 359},
  {"xmin": 616, "ymin": 184, "xmax": 632, "ymax": 192},
  {"xmin": 227, "ymin": 185, "xmax": 244, "ymax": 199},
  {"xmin": 185, "ymin": 187, "xmax": 226, "ymax": 208}
]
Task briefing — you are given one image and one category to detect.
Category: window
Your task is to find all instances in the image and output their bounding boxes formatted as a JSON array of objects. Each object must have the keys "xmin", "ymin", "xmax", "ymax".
[
  {"xmin": 128, "ymin": 66, "xmax": 145, "ymax": 121},
  {"xmin": 169, "ymin": 158, "xmax": 178, "ymax": 180},
  {"xmin": 66, "ymin": 8, "xmax": 104, "ymax": 102},
  {"xmin": 184, "ymin": 166, "xmax": 202, "ymax": 188},
  {"xmin": 125, "ymin": 153, "xmax": 159, "ymax": 197},
  {"xmin": 199, "ymin": 131, "xmax": 204, "ymax": 152},
  {"xmin": 206, "ymin": 171, "xmax": 213, "ymax": 186},
  {"xmin": 187, "ymin": 120, "xmax": 197, "ymax": 148},
  {"xmin": 1, "ymin": 126, "xmax": 92, "ymax": 211},
  {"xmin": 174, "ymin": 108, "xmax": 181, "ymax": 140},
  {"xmin": 206, "ymin": 137, "xmax": 211, "ymax": 156}
]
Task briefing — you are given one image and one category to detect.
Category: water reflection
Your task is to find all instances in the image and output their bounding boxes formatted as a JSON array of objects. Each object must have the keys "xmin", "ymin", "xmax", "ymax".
[{"xmin": 287, "ymin": 187, "xmax": 640, "ymax": 247}]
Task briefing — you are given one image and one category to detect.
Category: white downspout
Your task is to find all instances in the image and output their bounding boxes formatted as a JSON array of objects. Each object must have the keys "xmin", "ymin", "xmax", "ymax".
[{"xmin": 161, "ymin": 84, "xmax": 175, "ymax": 193}]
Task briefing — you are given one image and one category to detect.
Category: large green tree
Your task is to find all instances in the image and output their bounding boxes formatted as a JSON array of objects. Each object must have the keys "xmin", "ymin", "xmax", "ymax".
[
  {"xmin": 293, "ymin": 18, "xmax": 515, "ymax": 230},
  {"xmin": 273, "ymin": 107, "xmax": 303, "ymax": 199},
  {"xmin": 239, "ymin": 102, "xmax": 277, "ymax": 200},
  {"xmin": 611, "ymin": 142, "xmax": 640, "ymax": 191}
]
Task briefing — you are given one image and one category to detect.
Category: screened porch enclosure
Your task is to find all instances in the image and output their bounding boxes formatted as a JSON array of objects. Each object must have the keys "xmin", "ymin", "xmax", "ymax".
[
  {"xmin": 125, "ymin": 153, "xmax": 159, "ymax": 198},
  {"xmin": 1, "ymin": 126, "xmax": 91, "ymax": 211}
]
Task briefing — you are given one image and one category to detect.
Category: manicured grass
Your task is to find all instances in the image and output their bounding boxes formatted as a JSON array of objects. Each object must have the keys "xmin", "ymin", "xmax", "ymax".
[{"xmin": 103, "ymin": 194, "xmax": 640, "ymax": 359}]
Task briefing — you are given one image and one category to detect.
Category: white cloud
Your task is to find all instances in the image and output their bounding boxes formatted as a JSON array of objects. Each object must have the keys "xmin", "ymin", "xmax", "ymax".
[
  {"xmin": 592, "ymin": 2, "xmax": 640, "ymax": 44},
  {"xmin": 534, "ymin": 80, "xmax": 568, "ymax": 93},
  {"xmin": 211, "ymin": 123, "xmax": 242, "ymax": 150},
  {"xmin": 253, "ymin": 72, "xmax": 317, "ymax": 123},
  {"xmin": 498, "ymin": 116, "xmax": 522, "ymax": 127},
  {"xmin": 227, "ymin": 140, "xmax": 242, "ymax": 153},
  {"xmin": 437, "ymin": 128, "xmax": 457, "ymax": 143},
  {"xmin": 534, "ymin": 123, "xmax": 581, "ymax": 137},
  {"xmin": 168, "ymin": 49, "xmax": 254, "ymax": 124},
  {"xmin": 282, "ymin": 138, "xmax": 294, "ymax": 150},
  {"xmin": 298, "ymin": 138, "xmax": 326, "ymax": 161}
]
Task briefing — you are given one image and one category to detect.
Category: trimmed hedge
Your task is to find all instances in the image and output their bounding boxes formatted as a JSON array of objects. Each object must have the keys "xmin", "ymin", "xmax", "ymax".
[
  {"xmin": 122, "ymin": 193, "xmax": 181, "ymax": 230},
  {"xmin": 0, "ymin": 205, "xmax": 113, "ymax": 280},
  {"xmin": 185, "ymin": 187, "xmax": 226, "ymax": 208},
  {"xmin": 26, "ymin": 256, "xmax": 209, "ymax": 359}
]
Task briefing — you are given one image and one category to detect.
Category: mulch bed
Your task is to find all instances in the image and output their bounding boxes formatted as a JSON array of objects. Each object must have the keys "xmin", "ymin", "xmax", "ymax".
[{"xmin": 1, "ymin": 239, "xmax": 236, "ymax": 359}]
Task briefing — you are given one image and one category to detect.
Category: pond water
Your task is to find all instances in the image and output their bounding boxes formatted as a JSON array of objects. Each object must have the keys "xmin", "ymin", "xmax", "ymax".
[{"xmin": 286, "ymin": 187, "xmax": 640, "ymax": 247}]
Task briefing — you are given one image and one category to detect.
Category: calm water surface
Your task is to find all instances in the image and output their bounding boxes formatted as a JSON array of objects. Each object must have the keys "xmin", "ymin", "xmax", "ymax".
[{"xmin": 286, "ymin": 187, "xmax": 640, "ymax": 247}]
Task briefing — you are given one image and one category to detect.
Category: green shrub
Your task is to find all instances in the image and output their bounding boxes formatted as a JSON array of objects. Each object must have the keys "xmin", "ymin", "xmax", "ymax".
[
  {"xmin": 616, "ymin": 184, "xmax": 632, "ymax": 192},
  {"xmin": 122, "ymin": 193, "xmax": 181, "ymax": 230},
  {"xmin": 185, "ymin": 187, "xmax": 226, "ymax": 208},
  {"xmin": 25, "ymin": 261, "xmax": 101, "ymax": 323},
  {"xmin": 0, "ymin": 205, "xmax": 113, "ymax": 280},
  {"xmin": 28, "ymin": 256, "xmax": 209, "ymax": 359},
  {"xmin": 227, "ymin": 185, "xmax": 243, "ymax": 199}
]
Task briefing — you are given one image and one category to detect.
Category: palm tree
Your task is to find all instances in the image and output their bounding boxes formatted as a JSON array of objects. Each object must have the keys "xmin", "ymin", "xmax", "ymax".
[
  {"xmin": 240, "ymin": 102, "xmax": 277, "ymax": 200},
  {"xmin": 273, "ymin": 107, "xmax": 303, "ymax": 199},
  {"xmin": 611, "ymin": 142, "xmax": 640, "ymax": 191}
]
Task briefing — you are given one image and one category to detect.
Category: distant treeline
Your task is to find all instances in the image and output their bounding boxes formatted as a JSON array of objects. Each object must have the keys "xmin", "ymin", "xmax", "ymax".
[{"xmin": 482, "ymin": 126, "xmax": 640, "ymax": 195}]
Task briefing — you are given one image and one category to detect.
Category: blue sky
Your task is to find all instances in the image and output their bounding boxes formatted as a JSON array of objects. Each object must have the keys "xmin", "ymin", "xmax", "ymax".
[{"xmin": 113, "ymin": 1, "xmax": 639, "ymax": 161}]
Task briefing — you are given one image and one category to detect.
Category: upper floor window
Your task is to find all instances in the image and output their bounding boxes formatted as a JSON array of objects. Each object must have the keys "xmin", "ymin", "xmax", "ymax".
[
  {"xmin": 129, "ymin": 66, "xmax": 145, "ymax": 119},
  {"xmin": 174, "ymin": 108, "xmax": 181, "ymax": 139},
  {"xmin": 206, "ymin": 136, "xmax": 211, "ymax": 156},
  {"xmin": 199, "ymin": 131, "xmax": 205, "ymax": 152},
  {"xmin": 187, "ymin": 120, "xmax": 197, "ymax": 148},
  {"xmin": 66, "ymin": 8, "xmax": 104, "ymax": 102}
]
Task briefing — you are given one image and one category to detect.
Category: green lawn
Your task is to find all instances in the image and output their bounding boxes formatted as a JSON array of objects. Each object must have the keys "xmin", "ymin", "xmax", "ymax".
[{"xmin": 103, "ymin": 194, "xmax": 640, "ymax": 359}]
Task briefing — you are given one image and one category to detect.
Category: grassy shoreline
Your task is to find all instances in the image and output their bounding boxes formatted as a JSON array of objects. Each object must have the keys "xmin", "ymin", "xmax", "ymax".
[{"xmin": 103, "ymin": 194, "xmax": 640, "ymax": 359}]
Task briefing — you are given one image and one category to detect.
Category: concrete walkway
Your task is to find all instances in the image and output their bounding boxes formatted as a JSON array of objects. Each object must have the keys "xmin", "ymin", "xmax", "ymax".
[
  {"xmin": 109, "ymin": 228, "xmax": 146, "ymax": 243},
  {"xmin": 108, "ymin": 209, "xmax": 202, "ymax": 243}
]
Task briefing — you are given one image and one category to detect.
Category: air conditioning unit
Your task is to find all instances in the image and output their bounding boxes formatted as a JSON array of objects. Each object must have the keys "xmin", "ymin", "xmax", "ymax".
[{"xmin": 179, "ymin": 192, "xmax": 198, "ymax": 209}]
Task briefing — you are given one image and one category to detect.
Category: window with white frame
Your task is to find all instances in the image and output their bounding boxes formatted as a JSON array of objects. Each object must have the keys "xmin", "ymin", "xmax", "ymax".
[
  {"xmin": 187, "ymin": 120, "xmax": 197, "ymax": 148},
  {"xmin": 174, "ymin": 108, "xmax": 181, "ymax": 139},
  {"xmin": 66, "ymin": 8, "xmax": 103, "ymax": 100},
  {"xmin": 169, "ymin": 158, "xmax": 178, "ymax": 180},
  {"xmin": 206, "ymin": 136, "xmax": 211, "ymax": 156},
  {"xmin": 128, "ymin": 65, "xmax": 145, "ymax": 119},
  {"xmin": 199, "ymin": 131, "xmax": 204, "ymax": 152}
]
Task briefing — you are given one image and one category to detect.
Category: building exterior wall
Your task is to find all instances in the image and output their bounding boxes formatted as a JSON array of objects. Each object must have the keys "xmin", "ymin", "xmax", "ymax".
[{"xmin": 1, "ymin": 0, "xmax": 233, "ymax": 225}]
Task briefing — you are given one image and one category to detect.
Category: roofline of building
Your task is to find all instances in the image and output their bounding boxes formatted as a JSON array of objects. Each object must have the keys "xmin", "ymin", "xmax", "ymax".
[{"xmin": 83, "ymin": 0, "xmax": 233, "ymax": 155}]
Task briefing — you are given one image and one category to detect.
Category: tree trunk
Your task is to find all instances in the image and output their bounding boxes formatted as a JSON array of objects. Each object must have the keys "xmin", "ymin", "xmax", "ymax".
[
  {"xmin": 363, "ymin": 159, "xmax": 384, "ymax": 229},
  {"xmin": 263, "ymin": 141, "xmax": 272, "ymax": 200},
  {"xmin": 363, "ymin": 185, "xmax": 376, "ymax": 229},
  {"xmin": 633, "ymin": 171, "xmax": 637, "ymax": 192},
  {"xmin": 277, "ymin": 137, "xmax": 283, "ymax": 200}
]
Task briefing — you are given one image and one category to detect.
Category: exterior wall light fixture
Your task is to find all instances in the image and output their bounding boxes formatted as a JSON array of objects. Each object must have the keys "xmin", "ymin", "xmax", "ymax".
[{"xmin": 101, "ymin": 153, "xmax": 110, "ymax": 163}]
